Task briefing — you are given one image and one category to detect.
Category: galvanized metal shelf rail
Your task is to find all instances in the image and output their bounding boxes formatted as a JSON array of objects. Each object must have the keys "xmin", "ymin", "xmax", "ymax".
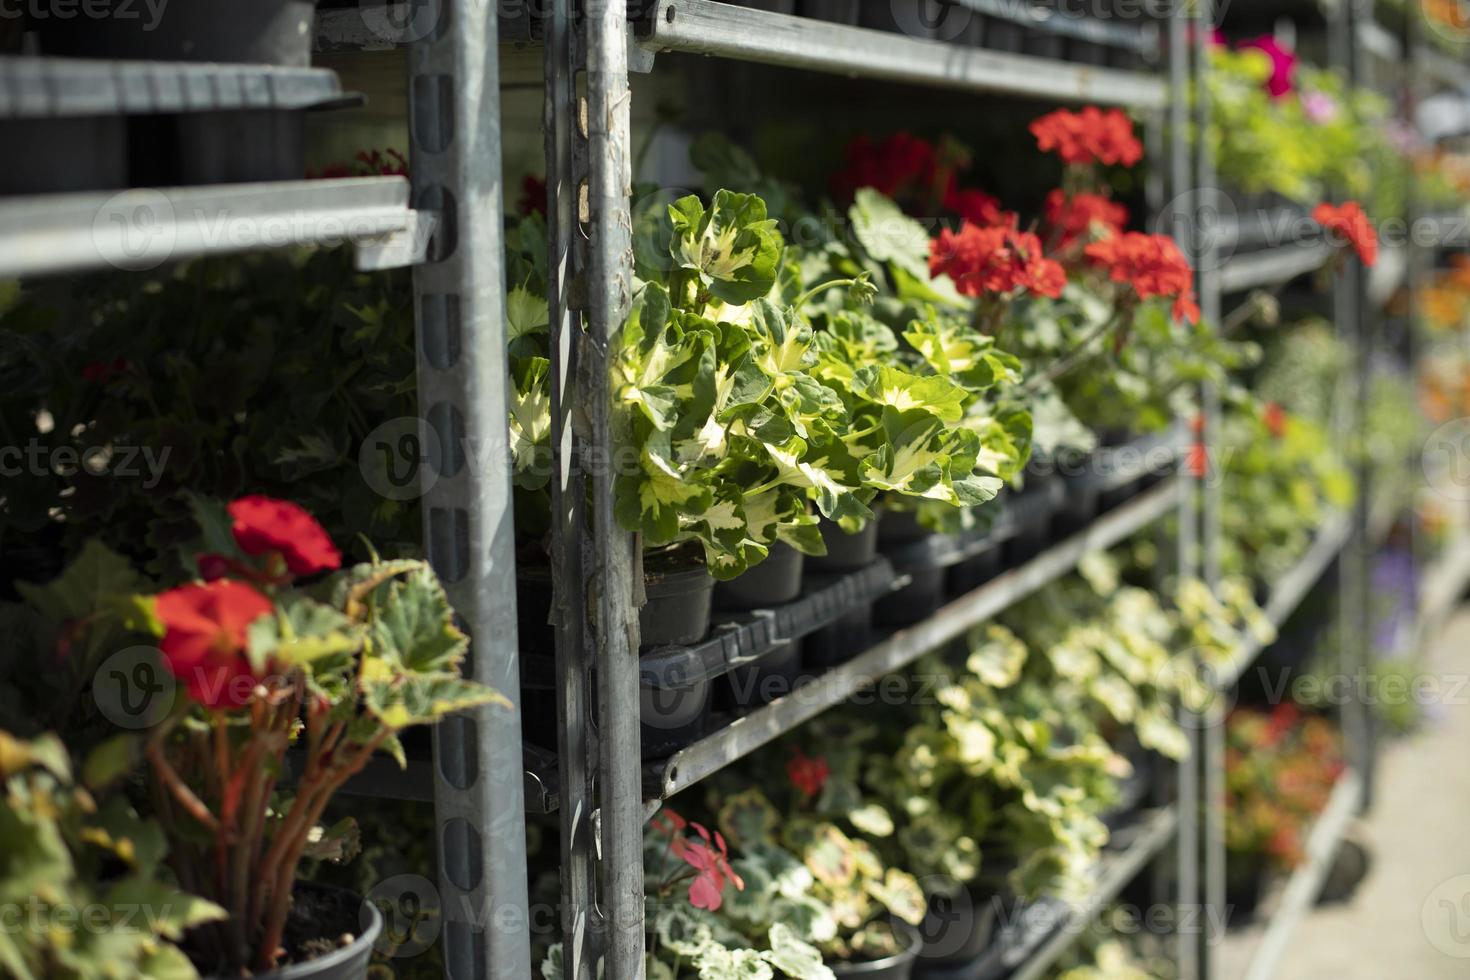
[
  {"xmin": 1212, "ymin": 512, "xmax": 1354, "ymax": 691},
  {"xmin": 0, "ymin": 177, "xmax": 431, "ymax": 279},
  {"xmin": 1217, "ymin": 241, "xmax": 1334, "ymax": 294},
  {"xmin": 1225, "ymin": 769, "xmax": 1364, "ymax": 980},
  {"xmin": 1006, "ymin": 807, "xmax": 1182, "ymax": 980},
  {"xmin": 650, "ymin": 477, "xmax": 1185, "ymax": 800},
  {"xmin": 638, "ymin": 0, "xmax": 1168, "ymax": 107}
]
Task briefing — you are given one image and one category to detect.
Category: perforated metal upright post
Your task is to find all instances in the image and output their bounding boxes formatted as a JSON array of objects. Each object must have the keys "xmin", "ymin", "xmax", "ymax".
[
  {"xmin": 1166, "ymin": 5, "xmax": 1201, "ymax": 980},
  {"xmin": 1331, "ymin": 0, "xmax": 1377, "ymax": 811},
  {"xmin": 546, "ymin": 2, "xmax": 646, "ymax": 977},
  {"xmin": 544, "ymin": 0, "xmax": 602, "ymax": 976},
  {"xmin": 409, "ymin": 3, "xmax": 533, "ymax": 978}
]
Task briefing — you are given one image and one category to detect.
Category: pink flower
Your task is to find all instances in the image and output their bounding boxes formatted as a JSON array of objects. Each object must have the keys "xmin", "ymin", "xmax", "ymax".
[{"xmin": 1239, "ymin": 36, "xmax": 1297, "ymax": 99}]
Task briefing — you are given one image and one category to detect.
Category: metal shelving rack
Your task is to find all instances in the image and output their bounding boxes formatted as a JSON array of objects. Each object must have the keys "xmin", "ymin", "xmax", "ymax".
[
  {"xmin": 538, "ymin": 3, "xmax": 1200, "ymax": 979},
  {"xmin": 12, "ymin": 1, "xmax": 1453, "ymax": 978}
]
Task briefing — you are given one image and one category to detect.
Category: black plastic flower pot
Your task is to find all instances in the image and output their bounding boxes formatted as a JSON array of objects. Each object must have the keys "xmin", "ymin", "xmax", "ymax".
[
  {"xmin": 176, "ymin": 110, "xmax": 308, "ymax": 185},
  {"xmin": 1053, "ymin": 473, "xmax": 1101, "ymax": 537},
  {"xmin": 1021, "ymin": 28, "xmax": 1064, "ymax": 59},
  {"xmin": 714, "ymin": 542, "xmax": 805, "ymax": 611},
  {"xmin": 808, "ymin": 517, "xmax": 881, "ymax": 573},
  {"xmin": 39, "ymin": 0, "xmax": 317, "ymax": 66},
  {"xmin": 946, "ymin": 541, "xmax": 1003, "ymax": 595},
  {"xmin": 859, "ymin": 0, "xmax": 944, "ymax": 39},
  {"xmin": 518, "ymin": 557, "xmax": 715, "ymax": 653},
  {"xmin": 1003, "ymin": 475, "xmax": 1063, "ymax": 564},
  {"xmin": 982, "ymin": 16, "xmax": 1024, "ymax": 51},
  {"xmin": 833, "ymin": 922, "xmax": 925, "ymax": 979},
  {"xmin": 878, "ymin": 509, "xmax": 931, "ymax": 550},
  {"xmin": 741, "ymin": 0, "xmax": 796, "ymax": 10},
  {"xmin": 643, "ymin": 562, "xmax": 717, "ymax": 646},
  {"xmin": 639, "ymin": 673, "xmax": 713, "ymax": 758},
  {"xmin": 804, "ymin": 604, "xmax": 875, "ymax": 671},
  {"xmin": 210, "ymin": 883, "xmax": 382, "ymax": 980},
  {"xmin": 798, "ymin": 0, "xmax": 861, "ymax": 24},
  {"xmin": 1070, "ymin": 38, "xmax": 1109, "ymax": 64},
  {"xmin": 0, "ymin": 118, "xmax": 128, "ymax": 195},
  {"xmin": 874, "ymin": 564, "xmax": 946, "ymax": 626},
  {"xmin": 719, "ymin": 640, "xmax": 805, "ymax": 712},
  {"xmin": 914, "ymin": 883, "xmax": 1002, "ymax": 969}
]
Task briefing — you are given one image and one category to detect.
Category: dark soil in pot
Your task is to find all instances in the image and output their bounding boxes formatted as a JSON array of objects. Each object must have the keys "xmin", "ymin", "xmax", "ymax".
[
  {"xmin": 805, "ymin": 604, "xmax": 874, "ymax": 670},
  {"xmin": 832, "ymin": 921, "xmax": 925, "ymax": 979},
  {"xmin": 808, "ymin": 517, "xmax": 881, "ymax": 572},
  {"xmin": 719, "ymin": 640, "xmax": 805, "ymax": 712},
  {"xmin": 39, "ymin": 0, "xmax": 317, "ymax": 66},
  {"xmin": 714, "ymin": 542, "xmax": 804, "ymax": 610},
  {"xmin": 201, "ymin": 883, "xmax": 382, "ymax": 980},
  {"xmin": 874, "ymin": 564, "xmax": 946, "ymax": 626}
]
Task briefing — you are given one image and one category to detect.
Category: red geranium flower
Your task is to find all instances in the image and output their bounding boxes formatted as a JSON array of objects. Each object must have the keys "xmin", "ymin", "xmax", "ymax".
[
  {"xmin": 930, "ymin": 223, "xmax": 1067, "ymax": 299},
  {"xmin": 832, "ymin": 132, "xmax": 952, "ymax": 205},
  {"xmin": 1044, "ymin": 190, "xmax": 1128, "ymax": 247},
  {"xmin": 155, "ymin": 580, "xmax": 274, "ymax": 709},
  {"xmin": 81, "ymin": 358, "xmax": 130, "ymax": 384},
  {"xmin": 1187, "ymin": 442, "xmax": 1208, "ymax": 479},
  {"xmin": 1030, "ymin": 107, "xmax": 1143, "ymax": 167},
  {"xmin": 787, "ymin": 748, "xmax": 831, "ymax": 801},
  {"xmin": 1084, "ymin": 231, "xmax": 1200, "ymax": 323},
  {"xmin": 943, "ymin": 187, "xmax": 1015, "ymax": 228},
  {"xmin": 519, "ymin": 175, "xmax": 548, "ymax": 218},
  {"xmin": 227, "ymin": 496, "xmax": 342, "ymax": 578},
  {"xmin": 1313, "ymin": 201, "xmax": 1378, "ymax": 267},
  {"xmin": 654, "ymin": 809, "xmax": 744, "ymax": 912},
  {"xmin": 1263, "ymin": 402, "xmax": 1287, "ymax": 439}
]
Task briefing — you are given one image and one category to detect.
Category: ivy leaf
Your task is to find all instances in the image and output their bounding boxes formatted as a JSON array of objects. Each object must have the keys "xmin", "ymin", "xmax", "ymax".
[
  {"xmin": 760, "ymin": 924, "xmax": 834, "ymax": 980},
  {"xmin": 852, "ymin": 366, "xmax": 969, "ymax": 425},
  {"xmin": 365, "ymin": 566, "xmax": 467, "ymax": 673},
  {"xmin": 247, "ymin": 594, "xmax": 362, "ymax": 672},
  {"xmin": 360, "ymin": 663, "xmax": 510, "ymax": 732},
  {"xmin": 510, "ymin": 357, "xmax": 552, "ymax": 492},
  {"xmin": 506, "ymin": 285, "xmax": 550, "ymax": 343}
]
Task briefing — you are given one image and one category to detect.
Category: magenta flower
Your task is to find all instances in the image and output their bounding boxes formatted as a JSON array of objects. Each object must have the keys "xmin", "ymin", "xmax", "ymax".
[
  {"xmin": 1301, "ymin": 91, "xmax": 1337, "ymax": 124},
  {"xmin": 1239, "ymin": 35, "xmax": 1297, "ymax": 99}
]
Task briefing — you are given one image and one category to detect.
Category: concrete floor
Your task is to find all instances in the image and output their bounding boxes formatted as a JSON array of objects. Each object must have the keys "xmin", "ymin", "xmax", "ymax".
[{"xmin": 1223, "ymin": 606, "xmax": 1470, "ymax": 979}]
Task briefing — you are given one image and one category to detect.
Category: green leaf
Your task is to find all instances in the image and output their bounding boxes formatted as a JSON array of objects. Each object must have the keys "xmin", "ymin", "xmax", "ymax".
[
  {"xmin": 670, "ymin": 190, "xmax": 784, "ymax": 305},
  {"xmin": 365, "ymin": 566, "xmax": 467, "ymax": 673},
  {"xmin": 247, "ymin": 594, "xmax": 363, "ymax": 672},
  {"xmin": 761, "ymin": 924, "xmax": 834, "ymax": 980},
  {"xmin": 16, "ymin": 540, "xmax": 143, "ymax": 627},
  {"xmin": 361, "ymin": 667, "xmax": 510, "ymax": 731},
  {"xmin": 850, "ymin": 189, "xmax": 931, "ymax": 278}
]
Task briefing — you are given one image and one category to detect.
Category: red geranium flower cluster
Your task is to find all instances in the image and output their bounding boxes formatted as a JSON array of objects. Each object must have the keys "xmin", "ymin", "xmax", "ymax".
[
  {"xmin": 161, "ymin": 496, "xmax": 342, "ymax": 710},
  {"xmin": 155, "ymin": 580, "xmax": 274, "ymax": 709},
  {"xmin": 519, "ymin": 175, "xmax": 548, "ymax": 218},
  {"xmin": 832, "ymin": 131, "xmax": 950, "ymax": 204},
  {"xmin": 930, "ymin": 223, "xmax": 1066, "ymax": 299},
  {"xmin": 1263, "ymin": 402, "xmax": 1287, "ymax": 439},
  {"xmin": 944, "ymin": 187, "xmax": 1015, "ymax": 228},
  {"xmin": 787, "ymin": 747, "xmax": 831, "ymax": 801},
  {"xmin": 1083, "ymin": 231, "xmax": 1200, "ymax": 323},
  {"xmin": 227, "ymin": 495, "xmax": 343, "ymax": 577},
  {"xmin": 1313, "ymin": 201, "xmax": 1378, "ymax": 267},
  {"xmin": 1030, "ymin": 107, "xmax": 1143, "ymax": 167},
  {"xmin": 1044, "ymin": 190, "xmax": 1129, "ymax": 248},
  {"xmin": 652, "ymin": 809, "xmax": 744, "ymax": 912}
]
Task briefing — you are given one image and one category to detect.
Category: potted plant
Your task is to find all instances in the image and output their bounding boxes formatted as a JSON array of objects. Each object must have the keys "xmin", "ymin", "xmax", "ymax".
[
  {"xmin": 38, "ymin": 0, "xmax": 319, "ymax": 66},
  {"xmin": 111, "ymin": 494, "xmax": 504, "ymax": 977},
  {"xmin": 0, "ymin": 730, "xmax": 228, "ymax": 979}
]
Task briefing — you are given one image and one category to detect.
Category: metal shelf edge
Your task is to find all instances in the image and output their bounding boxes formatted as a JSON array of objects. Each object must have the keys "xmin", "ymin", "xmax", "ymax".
[
  {"xmin": 1217, "ymin": 242, "xmax": 1334, "ymax": 293},
  {"xmin": 642, "ymin": 0, "xmax": 1166, "ymax": 107},
  {"xmin": 1413, "ymin": 533, "xmax": 1470, "ymax": 655},
  {"xmin": 1215, "ymin": 513, "xmax": 1353, "ymax": 691},
  {"xmin": 0, "ymin": 177, "xmax": 424, "ymax": 279},
  {"xmin": 651, "ymin": 477, "xmax": 1183, "ymax": 801},
  {"xmin": 1006, "ymin": 806, "xmax": 1180, "ymax": 980},
  {"xmin": 1239, "ymin": 769, "xmax": 1362, "ymax": 980}
]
